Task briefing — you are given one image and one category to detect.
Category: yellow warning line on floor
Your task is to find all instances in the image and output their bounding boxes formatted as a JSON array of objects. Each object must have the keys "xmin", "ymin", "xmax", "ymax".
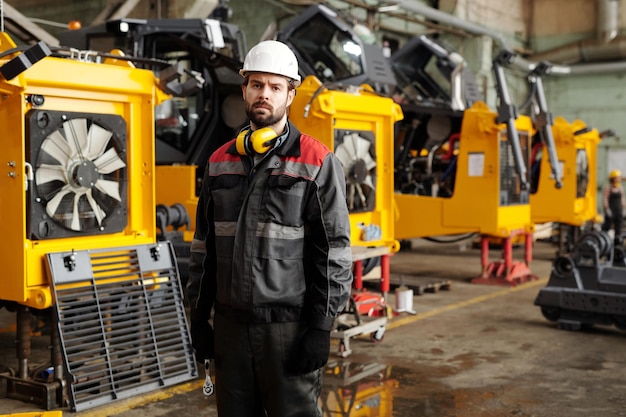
[
  {"xmin": 387, "ymin": 277, "xmax": 548, "ymax": 330},
  {"xmin": 75, "ymin": 380, "xmax": 204, "ymax": 417}
]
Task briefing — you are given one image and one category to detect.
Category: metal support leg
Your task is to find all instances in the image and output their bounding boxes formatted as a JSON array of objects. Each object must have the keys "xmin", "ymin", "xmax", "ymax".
[
  {"xmin": 353, "ymin": 259, "xmax": 363, "ymax": 290},
  {"xmin": 16, "ymin": 305, "xmax": 31, "ymax": 380},
  {"xmin": 380, "ymin": 254, "xmax": 390, "ymax": 296},
  {"xmin": 504, "ymin": 237, "xmax": 513, "ymax": 272},
  {"xmin": 480, "ymin": 235, "xmax": 489, "ymax": 275},
  {"xmin": 525, "ymin": 232, "xmax": 533, "ymax": 265}
]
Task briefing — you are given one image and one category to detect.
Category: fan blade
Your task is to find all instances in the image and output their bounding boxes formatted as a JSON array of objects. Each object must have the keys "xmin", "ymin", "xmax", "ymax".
[
  {"xmin": 46, "ymin": 185, "xmax": 72, "ymax": 217},
  {"xmin": 363, "ymin": 175, "xmax": 375, "ymax": 190},
  {"xmin": 355, "ymin": 184, "xmax": 368, "ymax": 208},
  {"xmin": 71, "ymin": 192, "xmax": 83, "ymax": 231},
  {"xmin": 334, "ymin": 149, "xmax": 353, "ymax": 173},
  {"xmin": 95, "ymin": 178, "xmax": 122, "ymax": 201},
  {"xmin": 94, "ymin": 148, "xmax": 126, "ymax": 174},
  {"xmin": 346, "ymin": 133, "xmax": 372, "ymax": 158},
  {"xmin": 342, "ymin": 134, "xmax": 357, "ymax": 156},
  {"xmin": 362, "ymin": 152, "xmax": 377, "ymax": 171},
  {"xmin": 41, "ymin": 130, "xmax": 72, "ymax": 164},
  {"xmin": 85, "ymin": 124, "xmax": 113, "ymax": 160},
  {"xmin": 36, "ymin": 164, "xmax": 66, "ymax": 184},
  {"xmin": 86, "ymin": 189, "xmax": 106, "ymax": 225},
  {"xmin": 63, "ymin": 118, "xmax": 89, "ymax": 158}
]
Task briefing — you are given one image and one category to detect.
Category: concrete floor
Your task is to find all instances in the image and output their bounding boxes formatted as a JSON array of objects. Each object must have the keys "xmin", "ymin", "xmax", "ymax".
[{"xmin": 2, "ymin": 238, "xmax": 626, "ymax": 416}]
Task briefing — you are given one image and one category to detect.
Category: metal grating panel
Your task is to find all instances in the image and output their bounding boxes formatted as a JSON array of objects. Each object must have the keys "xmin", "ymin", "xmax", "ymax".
[
  {"xmin": 47, "ymin": 242, "xmax": 197, "ymax": 411},
  {"xmin": 499, "ymin": 130, "xmax": 530, "ymax": 206}
]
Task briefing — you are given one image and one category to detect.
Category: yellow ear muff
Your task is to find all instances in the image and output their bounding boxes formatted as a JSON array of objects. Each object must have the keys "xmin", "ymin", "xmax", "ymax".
[
  {"xmin": 236, "ymin": 129, "xmax": 248, "ymax": 155},
  {"xmin": 250, "ymin": 127, "xmax": 278, "ymax": 154},
  {"xmin": 236, "ymin": 127, "xmax": 278, "ymax": 155}
]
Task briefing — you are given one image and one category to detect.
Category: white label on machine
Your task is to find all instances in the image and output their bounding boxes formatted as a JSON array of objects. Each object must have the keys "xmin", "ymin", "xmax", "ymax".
[{"xmin": 468, "ymin": 152, "xmax": 484, "ymax": 176}]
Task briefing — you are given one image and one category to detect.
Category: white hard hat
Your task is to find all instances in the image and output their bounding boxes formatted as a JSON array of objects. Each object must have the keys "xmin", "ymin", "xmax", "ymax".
[{"xmin": 239, "ymin": 40, "xmax": 301, "ymax": 87}]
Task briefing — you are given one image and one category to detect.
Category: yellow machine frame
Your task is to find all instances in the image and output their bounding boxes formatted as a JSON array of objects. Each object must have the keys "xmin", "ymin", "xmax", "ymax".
[
  {"xmin": 0, "ymin": 33, "xmax": 168, "ymax": 310},
  {"xmin": 530, "ymin": 116, "xmax": 601, "ymax": 226},
  {"xmin": 394, "ymin": 101, "xmax": 535, "ymax": 240},
  {"xmin": 290, "ymin": 75, "xmax": 403, "ymax": 254},
  {"xmin": 0, "ymin": 33, "xmax": 198, "ymax": 412}
]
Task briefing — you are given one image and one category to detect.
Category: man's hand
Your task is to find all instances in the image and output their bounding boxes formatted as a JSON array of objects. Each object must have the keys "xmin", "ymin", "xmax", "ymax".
[
  {"xmin": 293, "ymin": 328, "xmax": 331, "ymax": 374},
  {"xmin": 606, "ymin": 208, "xmax": 613, "ymax": 219},
  {"xmin": 190, "ymin": 319, "xmax": 214, "ymax": 361}
]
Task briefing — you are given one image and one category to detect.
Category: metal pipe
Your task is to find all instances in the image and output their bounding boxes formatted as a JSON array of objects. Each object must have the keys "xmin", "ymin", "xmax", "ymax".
[
  {"xmin": 533, "ymin": 38, "xmax": 626, "ymax": 66},
  {"xmin": 598, "ymin": 0, "xmax": 619, "ymax": 43},
  {"xmin": 532, "ymin": 74, "xmax": 562, "ymax": 188},
  {"xmin": 493, "ymin": 51, "xmax": 529, "ymax": 190}
]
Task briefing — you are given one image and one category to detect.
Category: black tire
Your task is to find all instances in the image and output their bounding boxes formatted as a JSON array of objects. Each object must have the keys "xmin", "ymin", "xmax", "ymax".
[
  {"xmin": 370, "ymin": 331, "xmax": 384, "ymax": 343},
  {"xmin": 541, "ymin": 306, "xmax": 561, "ymax": 322}
]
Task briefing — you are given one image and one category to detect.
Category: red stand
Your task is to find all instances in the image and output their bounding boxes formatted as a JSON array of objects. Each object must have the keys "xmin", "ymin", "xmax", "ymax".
[
  {"xmin": 471, "ymin": 233, "xmax": 538, "ymax": 286},
  {"xmin": 351, "ymin": 253, "xmax": 392, "ymax": 317}
]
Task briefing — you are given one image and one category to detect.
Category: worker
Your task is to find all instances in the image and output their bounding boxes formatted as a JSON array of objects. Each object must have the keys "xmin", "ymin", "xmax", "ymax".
[
  {"xmin": 602, "ymin": 169, "xmax": 626, "ymax": 245},
  {"xmin": 187, "ymin": 40, "xmax": 353, "ymax": 416}
]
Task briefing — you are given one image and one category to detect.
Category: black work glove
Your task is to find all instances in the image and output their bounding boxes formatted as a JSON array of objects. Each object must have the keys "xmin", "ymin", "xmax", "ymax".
[
  {"xmin": 190, "ymin": 319, "xmax": 214, "ymax": 361},
  {"xmin": 293, "ymin": 328, "xmax": 331, "ymax": 374}
]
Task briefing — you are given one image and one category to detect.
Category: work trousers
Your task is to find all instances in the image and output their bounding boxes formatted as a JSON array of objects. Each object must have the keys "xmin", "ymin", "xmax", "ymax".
[{"xmin": 213, "ymin": 312, "xmax": 323, "ymax": 417}]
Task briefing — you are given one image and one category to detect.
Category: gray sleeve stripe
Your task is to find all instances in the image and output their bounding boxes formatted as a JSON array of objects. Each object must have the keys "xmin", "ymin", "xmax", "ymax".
[
  {"xmin": 190, "ymin": 238, "xmax": 207, "ymax": 253},
  {"xmin": 329, "ymin": 246, "xmax": 352, "ymax": 261}
]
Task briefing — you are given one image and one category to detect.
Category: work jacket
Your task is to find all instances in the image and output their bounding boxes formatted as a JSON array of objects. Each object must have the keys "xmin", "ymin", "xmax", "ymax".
[{"xmin": 188, "ymin": 120, "xmax": 353, "ymax": 332}]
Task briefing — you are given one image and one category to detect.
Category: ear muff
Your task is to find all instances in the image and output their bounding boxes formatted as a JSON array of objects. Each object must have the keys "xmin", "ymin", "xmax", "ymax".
[
  {"xmin": 236, "ymin": 129, "xmax": 249, "ymax": 155},
  {"xmin": 236, "ymin": 127, "xmax": 278, "ymax": 155}
]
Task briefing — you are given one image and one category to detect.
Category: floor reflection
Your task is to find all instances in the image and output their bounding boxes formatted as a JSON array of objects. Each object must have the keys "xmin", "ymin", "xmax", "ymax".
[{"xmin": 321, "ymin": 359, "xmax": 398, "ymax": 417}]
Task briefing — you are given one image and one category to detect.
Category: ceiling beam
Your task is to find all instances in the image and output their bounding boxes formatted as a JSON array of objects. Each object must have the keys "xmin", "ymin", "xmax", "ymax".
[{"xmin": 2, "ymin": 2, "xmax": 59, "ymax": 46}]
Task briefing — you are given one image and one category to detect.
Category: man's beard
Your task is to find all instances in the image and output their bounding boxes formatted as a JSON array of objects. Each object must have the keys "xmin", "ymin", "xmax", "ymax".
[{"xmin": 246, "ymin": 101, "xmax": 286, "ymax": 128}]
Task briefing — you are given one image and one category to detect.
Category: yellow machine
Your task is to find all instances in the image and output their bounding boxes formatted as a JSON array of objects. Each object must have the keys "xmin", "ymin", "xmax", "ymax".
[
  {"xmin": 389, "ymin": 48, "xmax": 550, "ymax": 286},
  {"xmin": 0, "ymin": 33, "xmax": 197, "ymax": 411},
  {"xmin": 59, "ymin": 19, "xmax": 250, "ymax": 284},
  {"xmin": 512, "ymin": 63, "xmax": 599, "ymax": 254},
  {"xmin": 393, "ymin": 100, "xmax": 538, "ymax": 285},
  {"xmin": 530, "ymin": 117, "xmax": 601, "ymax": 231},
  {"xmin": 290, "ymin": 75, "xmax": 403, "ymax": 294},
  {"xmin": 394, "ymin": 101, "xmax": 535, "ymax": 240}
]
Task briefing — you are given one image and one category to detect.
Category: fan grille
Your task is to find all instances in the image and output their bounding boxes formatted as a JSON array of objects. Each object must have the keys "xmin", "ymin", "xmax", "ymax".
[
  {"xmin": 334, "ymin": 129, "xmax": 377, "ymax": 212},
  {"xmin": 28, "ymin": 110, "xmax": 128, "ymax": 239},
  {"xmin": 47, "ymin": 242, "xmax": 197, "ymax": 411}
]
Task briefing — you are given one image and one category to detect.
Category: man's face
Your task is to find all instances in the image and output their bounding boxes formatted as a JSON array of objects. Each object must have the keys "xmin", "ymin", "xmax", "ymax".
[{"xmin": 242, "ymin": 73, "xmax": 295, "ymax": 128}]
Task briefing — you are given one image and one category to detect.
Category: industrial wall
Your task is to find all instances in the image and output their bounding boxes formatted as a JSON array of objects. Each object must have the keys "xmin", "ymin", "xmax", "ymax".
[{"xmin": 530, "ymin": 0, "xmax": 626, "ymax": 188}]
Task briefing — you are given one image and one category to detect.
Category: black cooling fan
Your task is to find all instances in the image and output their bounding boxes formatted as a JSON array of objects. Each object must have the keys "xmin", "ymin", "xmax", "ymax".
[
  {"xmin": 334, "ymin": 130, "xmax": 376, "ymax": 212},
  {"xmin": 28, "ymin": 110, "xmax": 128, "ymax": 239}
]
